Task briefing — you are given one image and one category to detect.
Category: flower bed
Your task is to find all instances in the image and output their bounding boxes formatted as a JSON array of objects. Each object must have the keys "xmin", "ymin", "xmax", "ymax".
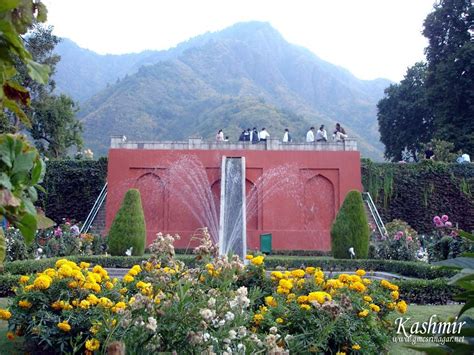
[{"xmin": 0, "ymin": 233, "xmax": 411, "ymax": 354}]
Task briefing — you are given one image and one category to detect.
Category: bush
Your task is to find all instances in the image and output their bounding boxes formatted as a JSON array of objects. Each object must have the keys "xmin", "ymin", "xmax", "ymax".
[
  {"xmin": 331, "ymin": 190, "xmax": 369, "ymax": 259},
  {"xmin": 372, "ymin": 219, "xmax": 421, "ymax": 261},
  {"xmin": 0, "ymin": 228, "xmax": 5, "ymax": 272},
  {"xmin": 107, "ymin": 189, "xmax": 146, "ymax": 256},
  {"xmin": 0, "ymin": 273, "xmax": 18, "ymax": 297},
  {"xmin": 0, "ymin": 234, "xmax": 410, "ymax": 354},
  {"xmin": 394, "ymin": 278, "xmax": 462, "ymax": 305}
]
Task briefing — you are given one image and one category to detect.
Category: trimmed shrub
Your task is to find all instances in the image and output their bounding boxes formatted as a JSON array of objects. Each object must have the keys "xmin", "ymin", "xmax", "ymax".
[
  {"xmin": 0, "ymin": 228, "xmax": 5, "ymax": 272},
  {"xmin": 394, "ymin": 278, "xmax": 462, "ymax": 305},
  {"xmin": 0, "ymin": 273, "xmax": 18, "ymax": 297},
  {"xmin": 331, "ymin": 190, "xmax": 369, "ymax": 259},
  {"xmin": 107, "ymin": 189, "xmax": 146, "ymax": 256}
]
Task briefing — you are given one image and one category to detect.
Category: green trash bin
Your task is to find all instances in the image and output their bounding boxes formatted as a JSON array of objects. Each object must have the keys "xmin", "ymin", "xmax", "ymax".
[{"xmin": 260, "ymin": 233, "xmax": 272, "ymax": 254}]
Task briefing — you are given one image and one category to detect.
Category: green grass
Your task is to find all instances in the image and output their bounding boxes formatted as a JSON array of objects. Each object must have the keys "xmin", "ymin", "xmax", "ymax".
[
  {"xmin": 0, "ymin": 298, "xmax": 24, "ymax": 354},
  {"xmin": 388, "ymin": 304, "xmax": 474, "ymax": 354}
]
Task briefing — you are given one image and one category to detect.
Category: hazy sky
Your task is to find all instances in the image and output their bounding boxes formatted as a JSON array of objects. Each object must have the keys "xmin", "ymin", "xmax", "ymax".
[{"xmin": 43, "ymin": 0, "xmax": 436, "ymax": 82}]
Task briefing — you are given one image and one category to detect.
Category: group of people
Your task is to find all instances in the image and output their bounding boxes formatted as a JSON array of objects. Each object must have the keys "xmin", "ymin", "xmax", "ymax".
[
  {"xmin": 306, "ymin": 123, "xmax": 348, "ymax": 143},
  {"xmin": 216, "ymin": 123, "xmax": 348, "ymax": 143}
]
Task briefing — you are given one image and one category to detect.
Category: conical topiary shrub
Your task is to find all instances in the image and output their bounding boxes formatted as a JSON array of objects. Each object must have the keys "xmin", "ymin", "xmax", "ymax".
[
  {"xmin": 107, "ymin": 189, "xmax": 146, "ymax": 256},
  {"xmin": 331, "ymin": 190, "xmax": 369, "ymax": 259}
]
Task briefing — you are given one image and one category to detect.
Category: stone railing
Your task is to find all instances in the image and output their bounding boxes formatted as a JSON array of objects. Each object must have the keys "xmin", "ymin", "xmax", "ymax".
[{"xmin": 110, "ymin": 136, "xmax": 358, "ymax": 151}]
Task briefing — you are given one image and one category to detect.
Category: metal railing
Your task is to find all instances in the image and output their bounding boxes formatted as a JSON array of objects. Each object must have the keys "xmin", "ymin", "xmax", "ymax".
[
  {"xmin": 362, "ymin": 192, "xmax": 387, "ymax": 237},
  {"xmin": 80, "ymin": 183, "xmax": 107, "ymax": 234}
]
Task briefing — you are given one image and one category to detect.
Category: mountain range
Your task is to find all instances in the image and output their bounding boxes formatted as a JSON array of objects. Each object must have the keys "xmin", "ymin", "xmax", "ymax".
[{"xmin": 53, "ymin": 21, "xmax": 391, "ymax": 159}]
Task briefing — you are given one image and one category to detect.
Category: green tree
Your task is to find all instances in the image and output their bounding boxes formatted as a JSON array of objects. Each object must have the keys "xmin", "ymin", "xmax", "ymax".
[
  {"xmin": 423, "ymin": 0, "xmax": 474, "ymax": 153},
  {"xmin": 30, "ymin": 94, "xmax": 83, "ymax": 158},
  {"xmin": 377, "ymin": 63, "xmax": 433, "ymax": 161},
  {"xmin": 107, "ymin": 189, "xmax": 146, "ymax": 256},
  {"xmin": 330, "ymin": 190, "xmax": 370, "ymax": 259},
  {"xmin": 420, "ymin": 138, "xmax": 458, "ymax": 162}
]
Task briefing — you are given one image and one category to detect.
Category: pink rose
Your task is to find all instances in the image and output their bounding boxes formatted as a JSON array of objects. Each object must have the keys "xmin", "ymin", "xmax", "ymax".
[
  {"xmin": 441, "ymin": 215, "xmax": 449, "ymax": 222},
  {"xmin": 433, "ymin": 216, "xmax": 441, "ymax": 224},
  {"xmin": 435, "ymin": 220, "xmax": 444, "ymax": 228},
  {"xmin": 406, "ymin": 236, "xmax": 413, "ymax": 242},
  {"xmin": 444, "ymin": 221, "xmax": 452, "ymax": 228}
]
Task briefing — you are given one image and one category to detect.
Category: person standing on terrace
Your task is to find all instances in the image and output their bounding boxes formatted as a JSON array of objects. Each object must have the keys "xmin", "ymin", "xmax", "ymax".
[
  {"xmin": 259, "ymin": 128, "xmax": 270, "ymax": 142},
  {"xmin": 306, "ymin": 127, "xmax": 315, "ymax": 143},
  {"xmin": 216, "ymin": 129, "xmax": 224, "ymax": 141}
]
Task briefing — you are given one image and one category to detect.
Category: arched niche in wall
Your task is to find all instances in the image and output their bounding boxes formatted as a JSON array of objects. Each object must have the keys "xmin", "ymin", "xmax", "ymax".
[
  {"xmin": 303, "ymin": 174, "xmax": 335, "ymax": 232},
  {"xmin": 135, "ymin": 173, "xmax": 165, "ymax": 234}
]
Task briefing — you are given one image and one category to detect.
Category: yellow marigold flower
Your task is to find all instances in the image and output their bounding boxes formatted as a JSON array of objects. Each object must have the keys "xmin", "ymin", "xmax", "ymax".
[
  {"xmin": 297, "ymin": 295, "xmax": 309, "ymax": 304},
  {"xmin": 80, "ymin": 262, "xmax": 90, "ymax": 269},
  {"xmin": 315, "ymin": 269, "xmax": 325, "ymax": 279},
  {"xmin": 336, "ymin": 352, "xmax": 346, "ymax": 355},
  {"xmin": 129, "ymin": 297, "xmax": 136, "ymax": 305},
  {"xmin": 356, "ymin": 269, "xmax": 366, "ymax": 277},
  {"xmin": 52, "ymin": 301, "xmax": 62, "ymax": 310},
  {"xmin": 90, "ymin": 323, "xmax": 101, "ymax": 335},
  {"xmin": 338, "ymin": 274, "xmax": 351, "ymax": 283},
  {"xmin": 253, "ymin": 313, "xmax": 264, "ymax": 324},
  {"xmin": 99, "ymin": 297, "xmax": 113, "ymax": 308},
  {"xmin": 259, "ymin": 305, "xmax": 268, "ymax": 314},
  {"xmin": 349, "ymin": 282, "xmax": 366, "ymax": 293},
  {"xmin": 251, "ymin": 255, "xmax": 264, "ymax": 266},
  {"xmin": 18, "ymin": 300, "xmax": 32, "ymax": 309},
  {"xmin": 305, "ymin": 266, "xmax": 316, "ymax": 274},
  {"xmin": 278, "ymin": 279, "xmax": 293, "ymax": 290},
  {"xmin": 120, "ymin": 287, "xmax": 128, "ymax": 294},
  {"xmin": 291, "ymin": 269, "xmax": 305, "ymax": 278},
  {"xmin": 19, "ymin": 276, "xmax": 30, "ymax": 284},
  {"xmin": 128, "ymin": 269, "xmax": 138, "ymax": 276},
  {"xmin": 85, "ymin": 338, "xmax": 100, "ymax": 351},
  {"xmin": 79, "ymin": 300, "xmax": 91, "ymax": 309},
  {"xmin": 325, "ymin": 279, "xmax": 344, "ymax": 289},
  {"xmin": 286, "ymin": 293, "xmax": 296, "ymax": 301},
  {"xmin": 112, "ymin": 301, "xmax": 127, "ymax": 313},
  {"xmin": 350, "ymin": 275, "xmax": 362, "ymax": 283},
  {"xmin": 308, "ymin": 291, "xmax": 332, "ymax": 304},
  {"xmin": 132, "ymin": 264, "xmax": 142, "ymax": 272},
  {"xmin": 370, "ymin": 304, "xmax": 381, "ymax": 312},
  {"xmin": 271, "ymin": 271, "xmax": 283, "ymax": 280},
  {"xmin": 277, "ymin": 286, "xmax": 289, "ymax": 294},
  {"xmin": 87, "ymin": 294, "xmax": 99, "ymax": 305},
  {"xmin": 265, "ymin": 296, "xmax": 277, "ymax": 307},
  {"xmin": 24, "ymin": 285, "xmax": 34, "ymax": 292},
  {"xmin": 91, "ymin": 283, "xmax": 101, "ymax": 293},
  {"xmin": 57, "ymin": 321, "xmax": 71, "ymax": 332},
  {"xmin": 276, "ymin": 318, "xmax": 284, "ymax": 324},
  {"xmin": 352, "ymin": 344, "xmax": 361, "ymax": 350},
  {"xmin": 0, "ymin": 309, "xmax": 12, "ymax": 320},
  {"xmin": 297, "ymin": 279, "xmax": 305, "ymax": 287},
  {"xmin": 55, "ymin": 259, "xmax": 69, "ymax": 268},
  {"xmin": 391, "ymin": 291, "xmax": 399, "ymax": 300},
  {"xmin": 358, "ymin": 309, "xmax": 369, "ymax": 318},
  {"xmin": 34, "ymin": 275, "xmax": 52, "ymax": 290},
  {"xmin": 387, "ymin": 302, "xmax": 395, "ymax": 310},
  {"xmin": 396, "ymin": 300, "xmax": 408, "ymax": 314},
  {"xmin": 105, "ymin": 281, "xmax": 114, "ymax": 290},
  {"xmin": 381, "ymin": 279, "xmax": 398, "ymax": 291},
  {"xmin": 43, "ymin": 268, "xmax": 57, "ymax": 278},
  {"xmin": 300, "ymin": 304, "xmax": 311, "ymax": 310},
  {"xmin": 245, "ymin": 255, "xmax": 254, "ymax": 260},
  {"xmin": 363, "ymin": 295, "xmax": 373, "ymax": 302},
  {"xmin": 362, "ymin": 278, "xmax": 372, "ymax": 285},
  {"xmin": 6, "ymin": 331, "xmax": 15, "ymax": 340},
  {"xmin": 58, "ymin": 265, "xmax": 73, "ymax": 277},
  {"xmin": 72, "ymin": 270, "xmax": 85, "ymax": 281},
  {"xmin": 60, "ymin": 301, "xmax": 73, "ymax": 310},
  {"xmin": 154, "ymin": 296, "xmax": 161, "ymax": 304},
  {"xmin": 68, "ymin": 281, "xmax": 78, "ymax": 288}
]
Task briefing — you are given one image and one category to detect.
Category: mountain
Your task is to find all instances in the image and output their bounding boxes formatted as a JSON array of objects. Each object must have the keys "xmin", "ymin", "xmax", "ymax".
[{"xmin": 54, "ymin": 22, "xmax": 391, "ymax": 159}]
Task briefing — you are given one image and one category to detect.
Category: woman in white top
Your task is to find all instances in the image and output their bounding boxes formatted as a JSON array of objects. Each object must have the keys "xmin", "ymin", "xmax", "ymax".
[
  {"xmin": 306, "ymin": 127, "xmax": 315, "ymax": 142},
  {"xmin": 282, "ymin": 128, "xmax": 291, "ymax": 142}
]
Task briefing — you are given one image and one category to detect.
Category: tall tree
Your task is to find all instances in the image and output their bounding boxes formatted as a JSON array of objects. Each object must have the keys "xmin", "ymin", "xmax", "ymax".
[
  {"xmin": 423, "ymin": 0, "xmax": 474, "ymax": 153},
  {"xmin": 377, "ymin": 63, "xmax": 432, "ymax": 161}
]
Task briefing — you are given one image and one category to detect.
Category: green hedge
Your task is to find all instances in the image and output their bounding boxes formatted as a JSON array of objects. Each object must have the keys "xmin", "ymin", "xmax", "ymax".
[
  {"xmin": 4, "ymin": 256, "xmax": 455, "ymax": 279},
  {"xmin": 38, "ymin": 158, "xmax": 108, "ymax": 224},
  {"xmin": 0, "ymin": 273, "xmax": 19, "ymax": 297},
  {"xmin": 362, "ymin": 160, "xmax": 474, "ymax": 233},
  {"xmin": 395, "ymin": 278, "xmax": 462, "ymax": 305}
]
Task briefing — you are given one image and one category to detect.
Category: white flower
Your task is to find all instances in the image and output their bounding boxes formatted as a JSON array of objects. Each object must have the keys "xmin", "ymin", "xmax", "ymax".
[
  {"xmin": 200, "ymin": 308, "xmax": 216, "ymax": 322},
  {"xmin": 228, "ymin": 330, "xmax": 237, "ymax": 340},
  {"xmin": 218, "ymin": 319, "xmax": 225, "ymax": 327},
  {"xmin": 146, "ymin": 317, "xmax": 157, "ymax": 332},
  {"xmin": 224, "ymin": 311, "xmax": 235, "ymax": 322},
  {"xmin": 203, "ymin": 333, "xmax": 210, "ymax": 341},
  {"xmin": 269, "ymin": 326, "xmax": 278, "ymax": 334},
  {"xmin": 208, "ymin": 297, "xmax": 216, "ymax": 308},
  {"xmin": 236, "ymin": 286, "xmax": 248, "ymax": 297},
  {"xmin": 237, "ymin": 326, "xmax": 247, "ymax": 337}
]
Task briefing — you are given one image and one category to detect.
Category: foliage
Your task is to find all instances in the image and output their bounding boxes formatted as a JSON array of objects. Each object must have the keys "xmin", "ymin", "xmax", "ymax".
[
  {"xmin": 0, "ymin": 0, "xmax": 49, "ymax": 128},
  {"xmin": 361, "ymin": 160, "xmax": 474, "ymax": 233},
  {"xmin": 331, "ymin": 190, "xmax": 370, "ymax": 259},
  {"xmin": 377, "ymin": 0, "xmax": 473, "ymax": 159},
  {"xmin": 38, "ymin": 158, "xmax": 107, "ymax": 224},
  {"xmin": 420, "ymin": 138, "xmax": 458, "ymax": 163},
  {"xmin": 394, "ymin": 278, "xmax": 462, "ymax": 305},
  {"xmin": 377, "ymin": 62, "xmax": 432, "ymax": 161},
  {"xmin": 0, "ymin": 134, "xmax": 46, "ymax": 243},
  {"xmin": 30, "ymin": 94, "xmax": 83, "ymax": 158},
  {"xmin": 371, "ymin": 219, "xmax": 420, "ymax": 261},
  {"xmin": 425, "ymin": 214, "xmax": 472, "ymax": 262},
  {"xmin": 107, "ymin": 189, "xmax": 146, "ymax": 256},
  {"xmin": 0, "ymin": 234, "xmax": 409, "ymax": 354},
  {"xmin": 0, "ymin": 228, "xmax": 5, "ymax": 271}
]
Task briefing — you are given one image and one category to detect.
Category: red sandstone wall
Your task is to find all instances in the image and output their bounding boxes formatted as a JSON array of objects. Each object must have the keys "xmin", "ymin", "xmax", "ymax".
[{"xmin": 106, "ymin": 149, "xmax": 362, "ymax": 251}]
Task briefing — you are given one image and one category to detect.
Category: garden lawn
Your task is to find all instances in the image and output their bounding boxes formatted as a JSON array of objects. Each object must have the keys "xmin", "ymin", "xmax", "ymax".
[
  {"xmin": 0, "ymin": 298, "xmax": 24, "ymax": 354},
  {"xmin": 389, "ymin": 304, "xmax": 474, "ymax": 354}
]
